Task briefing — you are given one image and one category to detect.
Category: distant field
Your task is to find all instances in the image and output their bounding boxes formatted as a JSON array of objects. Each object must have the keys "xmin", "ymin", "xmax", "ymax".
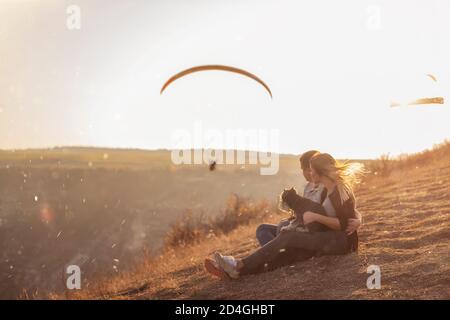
[{"xmin": 0, "ymin": 147, "xmax": 331, "ymax": 299}]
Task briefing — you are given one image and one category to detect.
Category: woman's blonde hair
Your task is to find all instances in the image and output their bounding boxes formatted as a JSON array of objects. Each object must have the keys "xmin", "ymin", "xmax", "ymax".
[{"xmin": 310, "ymin": 153, "xmax": 365, "ymax": 204}]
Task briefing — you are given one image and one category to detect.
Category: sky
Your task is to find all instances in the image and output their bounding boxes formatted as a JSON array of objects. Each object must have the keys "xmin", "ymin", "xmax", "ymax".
[{"xmin": 1, "ymin": 0, "xmax": 449, "ymax": 158}]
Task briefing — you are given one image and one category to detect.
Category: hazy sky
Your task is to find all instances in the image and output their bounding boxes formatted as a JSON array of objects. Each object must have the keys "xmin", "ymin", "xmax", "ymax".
[{"xmin": 1, "ymin": 0, "xmax": 449, "ymax": 158}]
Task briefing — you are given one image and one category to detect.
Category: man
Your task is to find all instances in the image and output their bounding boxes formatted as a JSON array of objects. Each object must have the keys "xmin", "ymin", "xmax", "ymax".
[{"xmin": 255, "ymin": 150, "xmax": 361, "ymax": 246}]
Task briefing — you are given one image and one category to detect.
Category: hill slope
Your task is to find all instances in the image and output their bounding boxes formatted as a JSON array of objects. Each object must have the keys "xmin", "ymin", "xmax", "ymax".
[
  {"xmin": 66, "ymin": 149, "xmax": 450, "ymax": 300},
  {"xmin": 0, "ymin": 147, "xmax": 307, "ymax": 299}
]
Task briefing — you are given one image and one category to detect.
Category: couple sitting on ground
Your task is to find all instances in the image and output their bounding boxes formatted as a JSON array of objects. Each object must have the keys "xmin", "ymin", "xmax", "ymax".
[{"xmin": 204, "ymin": 150, "xmax": 364, "ymax": 279}]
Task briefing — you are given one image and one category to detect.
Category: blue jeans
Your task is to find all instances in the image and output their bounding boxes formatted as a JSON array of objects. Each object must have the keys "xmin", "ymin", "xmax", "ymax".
[{"xmin": 256, "ymin": 219, "xmax": 291, "ymax": 246}]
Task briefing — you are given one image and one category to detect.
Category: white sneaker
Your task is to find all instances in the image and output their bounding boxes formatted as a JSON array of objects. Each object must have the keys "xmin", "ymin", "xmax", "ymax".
[
  {"xmin": 222, "ymin": 255, "xmax": 237, "ymax": 268},
  {"xmin": 214, "ymin": 252, "xmax": 239, "ymax": 279}
]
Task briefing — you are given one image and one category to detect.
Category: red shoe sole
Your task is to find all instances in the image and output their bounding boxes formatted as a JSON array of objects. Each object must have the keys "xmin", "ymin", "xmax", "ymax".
[{"xmin": 204, "ymin": 258, "xmax": 231, "ymax": 280}]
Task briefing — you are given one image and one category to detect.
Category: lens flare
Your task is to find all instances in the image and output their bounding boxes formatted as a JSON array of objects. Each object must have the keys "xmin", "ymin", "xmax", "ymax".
[{"xmin": 39, "ymin": 204, "xmax": 55, "ymax": 224}]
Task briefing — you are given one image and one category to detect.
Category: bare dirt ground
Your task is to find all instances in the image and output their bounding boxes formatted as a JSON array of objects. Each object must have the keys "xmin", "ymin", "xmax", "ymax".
[{"xmin": 71, "ymin": 155, "xmax": 450, "ymax": 300}]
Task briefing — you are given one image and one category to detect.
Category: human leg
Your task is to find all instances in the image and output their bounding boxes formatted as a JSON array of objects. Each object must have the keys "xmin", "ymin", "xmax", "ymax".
[{"xmin": 240, "ymin": 230, "xmax": 349, "ymax": 274}]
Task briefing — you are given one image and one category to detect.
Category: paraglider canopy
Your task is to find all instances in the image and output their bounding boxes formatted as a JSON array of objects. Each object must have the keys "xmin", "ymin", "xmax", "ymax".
[
  {"xmin": 426, "ymin": 74, "xmax": 437, "ymax": 82},
  {"xmin": 390, "ymin": 73, "xmax": 444, "ymax": 108},
  {"xmin": 390, "ymin": 97, "xmax": 444, "ymax": 108},
  {"xmin": 160, "ymin": 65, "xmax": 273, "ymax": 98}
]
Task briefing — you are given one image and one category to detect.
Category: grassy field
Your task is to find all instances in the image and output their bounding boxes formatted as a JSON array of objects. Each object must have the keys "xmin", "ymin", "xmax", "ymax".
[{"xmin": 50, "ymin": 142, "xmax": 450, "ymax": 300}]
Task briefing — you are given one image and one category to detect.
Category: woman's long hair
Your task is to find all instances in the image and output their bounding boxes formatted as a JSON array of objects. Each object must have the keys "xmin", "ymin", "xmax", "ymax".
[{"xmin": 310, "ymin": 153, "xmax": 365, "ymax": 204}]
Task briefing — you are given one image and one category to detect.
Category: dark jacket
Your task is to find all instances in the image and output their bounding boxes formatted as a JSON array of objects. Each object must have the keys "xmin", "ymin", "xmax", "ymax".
[{"xmin": 327, "ymin": 187, "xmax": 359, "ymax": 252}]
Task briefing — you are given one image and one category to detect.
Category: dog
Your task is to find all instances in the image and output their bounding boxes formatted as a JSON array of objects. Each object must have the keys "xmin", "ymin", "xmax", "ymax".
[{"xmin": 278, "ymin": 187, "xmax": 328, "ymax": 233}]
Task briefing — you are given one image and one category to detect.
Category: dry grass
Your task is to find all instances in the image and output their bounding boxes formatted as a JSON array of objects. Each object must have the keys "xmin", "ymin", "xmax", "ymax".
[
  {"xmin": 367, "ymin": 140, "xmax": 450, "ymax": 177},
  {"xmin": 164, "ymin": 194, "xmax": 273, "ymax": 249},
  {"xmin": 49, "ymin": 198, "xmax": 281, "ymax": 300}
]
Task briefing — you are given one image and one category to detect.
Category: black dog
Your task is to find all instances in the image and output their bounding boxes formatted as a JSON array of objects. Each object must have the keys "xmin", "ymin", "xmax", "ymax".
[{"xmin": 279, "ymin": 187, "xmax": 329, "ymax": 233}]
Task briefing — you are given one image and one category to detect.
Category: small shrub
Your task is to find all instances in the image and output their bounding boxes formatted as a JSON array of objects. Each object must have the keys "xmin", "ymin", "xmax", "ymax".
[
  {"xmin": 164, "ymin": 194, "xmax": 273, "ymax": 249},
  {"xmin": 368, "ymin": 153, "xmax": 393, "ymax": 177},
  {"xmin": 366, "ymin": 139, "xmax": 450, "ymax": 179}
]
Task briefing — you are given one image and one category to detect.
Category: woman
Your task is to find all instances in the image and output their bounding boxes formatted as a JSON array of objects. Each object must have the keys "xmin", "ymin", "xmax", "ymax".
[{"xmin": 204, "ymin": 153, "xmax": 365, "ymax": 279}]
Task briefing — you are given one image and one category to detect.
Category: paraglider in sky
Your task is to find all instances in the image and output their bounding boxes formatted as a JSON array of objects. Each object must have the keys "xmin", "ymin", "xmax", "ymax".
[
  {"xmin": 160, "ymin": 65, "xmax": 273, "ymax": 98},
  {"xmin": 427, "ymin": 74, "xmax": 437, "ymax": 82},
  {"xmin": 390, "ymin": 73, "xmax": 444, "ymax": 108},
  {"xmin": 390, "ymin": 97, "xmax": 444, "ymax": 108}
]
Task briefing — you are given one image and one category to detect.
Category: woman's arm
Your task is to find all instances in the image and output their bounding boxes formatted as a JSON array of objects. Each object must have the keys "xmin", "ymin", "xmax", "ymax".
[
  {"xmin": 327, "ymin": 188, "xmax": 357, "ymax": 231},
  {"xmin": 303, "ymin": 211, "xmax": 341, "ymax": 231}
]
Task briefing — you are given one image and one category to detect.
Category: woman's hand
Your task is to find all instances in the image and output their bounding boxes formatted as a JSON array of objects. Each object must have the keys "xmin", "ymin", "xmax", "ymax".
[
  {"xmin": 345, "ymin": 218, "xmax": 361, "ymax": 235},
  {"xmin": 303, "ymin": 211, "xmax": 318, "ymax": 225}
]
